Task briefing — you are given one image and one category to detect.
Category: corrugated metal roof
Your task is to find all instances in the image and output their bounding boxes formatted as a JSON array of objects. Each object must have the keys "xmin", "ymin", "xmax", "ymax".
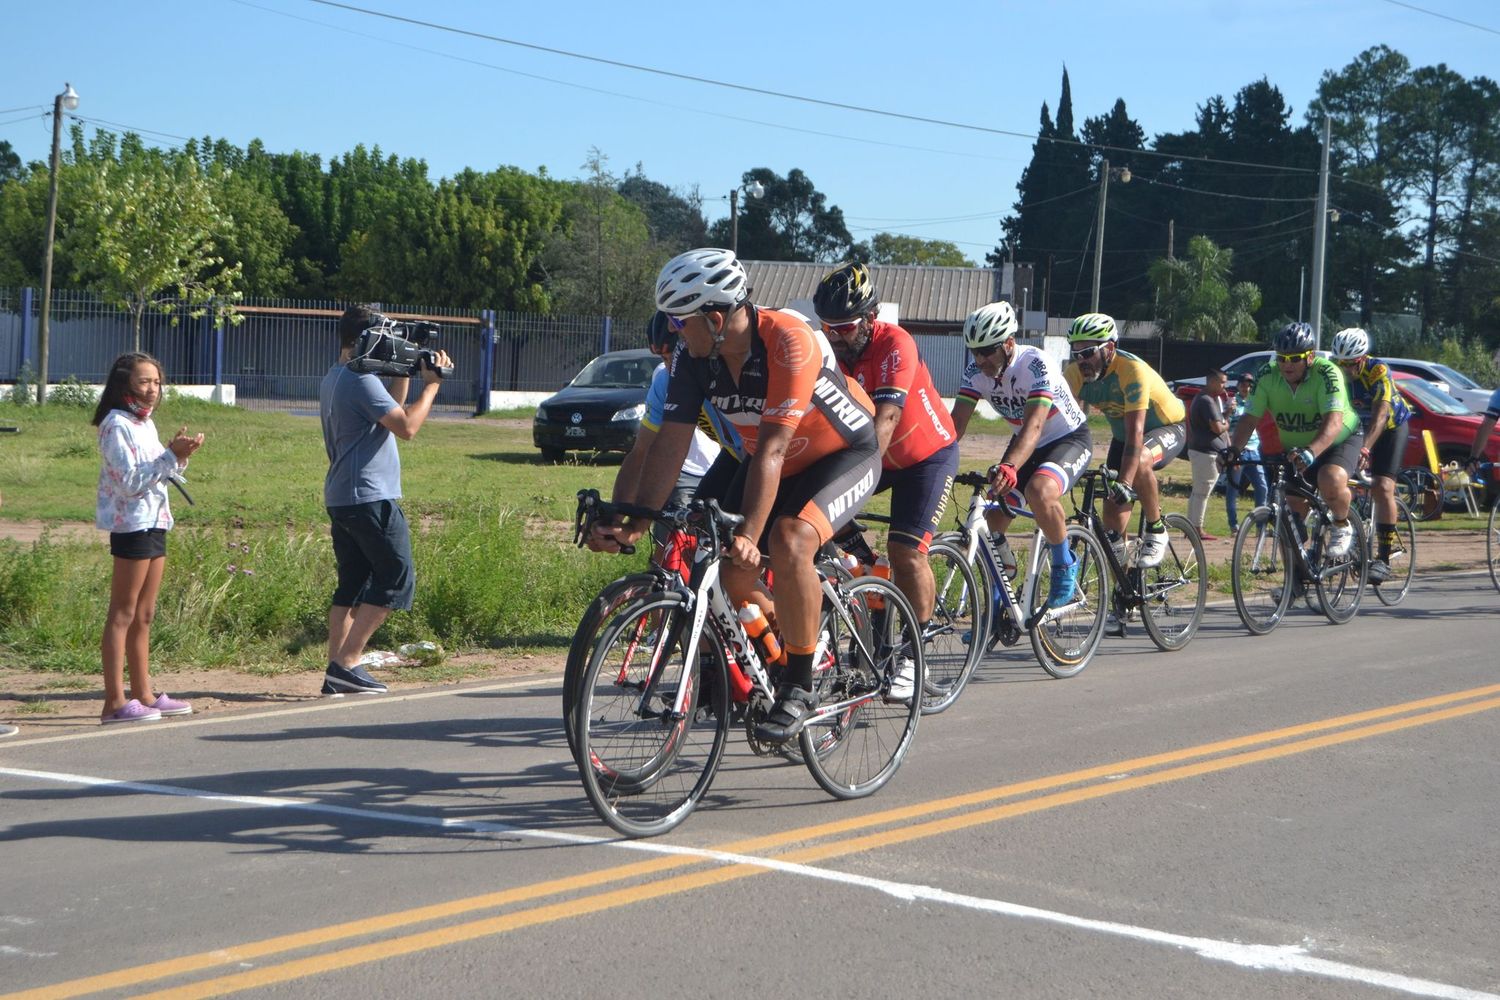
[{"xmin": 743, "ymin": 261, "xmax": 1003, "ymax": 325}]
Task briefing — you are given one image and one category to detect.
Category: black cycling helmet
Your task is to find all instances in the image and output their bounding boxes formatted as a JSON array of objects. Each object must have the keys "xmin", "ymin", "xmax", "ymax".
[
  {"xmin": 647, "ymin": 310, "xmax": 676, "ymax": 353},
  {"xmin": 813, "ymin": 261, "xmax": 879, "ymax": 322},
  {"xmin": 1273, "ymin": 321, "xmax": 1317, "ymax": 355}
]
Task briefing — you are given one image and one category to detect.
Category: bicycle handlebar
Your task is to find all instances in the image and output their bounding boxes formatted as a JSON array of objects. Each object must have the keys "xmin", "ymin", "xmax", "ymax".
[
  {"xmin": 953, "ymin": 470, "xmax": 1026, "ymax": 518},
  {"xmin": 574, "ymin": 488, "xmax": 746, "ymax": 556}
]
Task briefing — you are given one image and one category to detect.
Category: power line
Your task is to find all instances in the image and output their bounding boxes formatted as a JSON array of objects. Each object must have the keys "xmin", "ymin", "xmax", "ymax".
[
  {"xmin": 302, "ymin": 0, "xmax": 1340, "ymax": 179},
  {"xmin": 0, "ymin": 112, "xmax": 47, "ymax": 129},
  {"xmin": 68, "ymin": 113, "xmax": 195, "ymax": 144},
  {"xmin": 1134, "ymin": 174, "xmax": 1316, "ymax": 203},
  {"xmin": 0, "ymin": 105, "xmax": 48, "ymax": 116},
  {"xmin": 1377, "ymin": 0, "xmax": 1500, "ymax": 35}
]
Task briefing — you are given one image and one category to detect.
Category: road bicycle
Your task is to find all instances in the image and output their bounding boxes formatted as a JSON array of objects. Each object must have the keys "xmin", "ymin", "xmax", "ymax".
[
  {"xmin": 1348, "ymin": 473, "xmax": 1417, "ymax": 607},
  {"xmin": 832, "ymin": 512, "xmax": 982, "ymax": 715},
  {"xmin": 1070, "ymin": 468, "xmax": 1206, "ymax": 650},
  {"xmin": 1229, "ymin": 457, "xmax": 1369, "ymax": 634},
  {"xmin": 1474, "ymin": 463, "xmax": 1499, "ymax": 594},
  {"xmin": 937, "ymin": 470, "xmax": 1107, "ymax": 681},
  {"xmin": 569, "ymin": 490, "xmax": 924, "ymax": 837}
]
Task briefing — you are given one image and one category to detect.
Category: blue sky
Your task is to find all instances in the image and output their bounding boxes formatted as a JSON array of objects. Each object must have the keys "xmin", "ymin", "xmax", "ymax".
[{"xmin": 1, "ymin": 0, "xmax": 1494, "ymax": 261}]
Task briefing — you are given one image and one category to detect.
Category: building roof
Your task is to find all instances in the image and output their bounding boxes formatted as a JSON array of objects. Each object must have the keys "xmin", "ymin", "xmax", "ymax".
[{"xmin": 744, "ymin": 261, "xmax": 1003, "ymax": 325}]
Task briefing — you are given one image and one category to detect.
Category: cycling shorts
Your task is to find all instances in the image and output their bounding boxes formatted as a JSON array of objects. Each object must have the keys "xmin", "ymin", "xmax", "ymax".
[
  {"xmin": 875, "ymin": 439, "xmax": 958, "ymax": 553},
  {"xmin": 1306, "ymin": 432, "xmax": 1365, "ymax": 478},
  {"xmin": 1015, "ymin": 425, "xmax": 1093, "ymax": 495},
  {"xmin": 1366, "ymin": 422, "xmax": 1408, "ymax": 481},
  {"xmin": 723, "ymin": 440, "xmax": 881, "ymax": 550},
  {"xmin": 1106, "ymin": 421, "xmax": 1185, "ymax": 473}
]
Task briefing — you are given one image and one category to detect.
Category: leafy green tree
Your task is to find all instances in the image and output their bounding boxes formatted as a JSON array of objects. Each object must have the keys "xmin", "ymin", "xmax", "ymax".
[
  {"xmin": 618, "ymin": 165, "xmax": 707, "ymax": 251},
  {"xmin": 64, "ymin": 144, "xmax": 242, "ymax": 350},
  {"xmin": 852, "ymin": 232, "xmax": 971, "ymax": 266},
  {"xmin": 1147, "ymin": 235, "xmax": 1261, "ymax": 342},
  {"xmin": 711, "ymin": 167, "xmax": 852, "ymax": 262},
  {"xmin": 542, "ymin": 149, "xmax": 659, "ymax": 319},
  {"xmin": 0, "ymin": 141, "xmax": 21, "ymax": 186}
]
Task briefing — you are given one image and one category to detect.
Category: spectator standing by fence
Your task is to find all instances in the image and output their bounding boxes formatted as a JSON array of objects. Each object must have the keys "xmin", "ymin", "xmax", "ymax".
[
  {"xmin": 320, "ymin": 306, "xmax": 452, "ymax": 696},
  {"xmin": 1225, "ymin": 372, "xmax": 1269, "ymax": 532},
  {"xmin": 93, "ymin": 352, "xmax": 203, "ymax": 724},
  {"xmin": 1187, "ymin": 367, "xmax": 1230, "ymax": 539}
]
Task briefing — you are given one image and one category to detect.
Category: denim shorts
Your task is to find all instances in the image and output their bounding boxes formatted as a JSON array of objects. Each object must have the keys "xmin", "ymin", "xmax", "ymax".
[
  {"xmin": 110, "ymin": 529, "xmax": 167, "ymax": 560},
  {"xmin": 327, "ymin": 499, "xmax": 415, "ymax": 610}
]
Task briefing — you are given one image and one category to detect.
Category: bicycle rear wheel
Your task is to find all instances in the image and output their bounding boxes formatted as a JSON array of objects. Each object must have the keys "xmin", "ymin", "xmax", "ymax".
[
  {"xmin": 1372, "ymin": 499, "xmax": 1416, "ymax": 607},
  {"xmin": 565, "ymin": 572, "xmax": 658, "ymax": 763},
  {"xmin": 576, "ymin": 594, "xmax": 729, "ymax": 837},
  {"xmin": 1029, "ymin": 524, "xmax": 1108, "ymax": 678},
  {"xmin": 800, "ymin": 576, "xmax": 923, "ymax": 800},
  {"xmin": 918, "ymin": 539, "xmax": 983, "ymax": 714},
  {"xmin": 1401, "ymin": 468, "xmax": 1442, "ymax": 522},
  {"xmin": 1231, "ymin": 507, "xmax": 1293, "ymax": 635},
  {"xmin": 1313, "ymin": 508, "xmax": 1367, "ymax": 624},
  {"xmin": 1488, "ymin": 500, "xmax": 1500, "ymax": 594},
  {"xmin": 1139, "ymin": 513, "xmax": 1208, "ymax": 651}
]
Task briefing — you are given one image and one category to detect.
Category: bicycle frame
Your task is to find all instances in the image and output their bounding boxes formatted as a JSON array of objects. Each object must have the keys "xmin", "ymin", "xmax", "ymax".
[
  {"xmin": 1242, "ymin": 459, "xmax": 1339, "ymax": 586},
  {"xmin": 952, "ymin": 477, "xmax": 1082, "ymax": 633}
]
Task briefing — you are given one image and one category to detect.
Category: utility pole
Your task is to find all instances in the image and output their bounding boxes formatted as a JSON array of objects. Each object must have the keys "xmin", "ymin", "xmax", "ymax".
[
  {"xmin": 729, "ymin": 187, "xmax": 740, "ymax": 255},
  {"xmin": 1167, "ymin": 219, "xmax": 1175, "ymax": 260},
  {"xmin": 1090, "ymin": 158, "xmax": 1110, "ymax": 313},
  {"xmin": 1309, "ymin": 116, "xmax": 1332, "ymax": 348},
  {"xmin": 39, "ymin": 83, "xmax": 80, "ymax": 406}
]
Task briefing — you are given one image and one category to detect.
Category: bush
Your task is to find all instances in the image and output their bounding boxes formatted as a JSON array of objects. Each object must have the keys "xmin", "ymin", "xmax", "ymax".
[{"xmin": 47, "ymin": 376, "xmax": 99, "ymax": 409}]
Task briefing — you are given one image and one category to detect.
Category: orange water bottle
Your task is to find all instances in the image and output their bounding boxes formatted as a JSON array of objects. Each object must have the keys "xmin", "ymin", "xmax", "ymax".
[
  {"xmin": 738, "ymin": 603, "xmax": 786, "ymax": 667},
  {"xmin": 867, "ymin": 554, "xmax": 890, "ymax": 609}
]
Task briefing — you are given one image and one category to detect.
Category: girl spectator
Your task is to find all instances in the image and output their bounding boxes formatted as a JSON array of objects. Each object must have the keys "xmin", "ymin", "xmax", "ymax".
[{"xmin": 92, "ymin": 353, "xmax": 204, "ymax": 724}]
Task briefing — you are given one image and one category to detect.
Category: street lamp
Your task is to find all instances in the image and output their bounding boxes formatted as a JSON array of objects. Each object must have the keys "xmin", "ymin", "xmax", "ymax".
[
  {"xmin": 729, "ymin": 179, "xmax": 765, "ymax": 255},
  {"xmin": 37, "ymin": 82, "xmax": 79, "ymax": 406},
  {"xmin": 1089, "ymin": 158, "xmax": 1130, "ymax": 313}
]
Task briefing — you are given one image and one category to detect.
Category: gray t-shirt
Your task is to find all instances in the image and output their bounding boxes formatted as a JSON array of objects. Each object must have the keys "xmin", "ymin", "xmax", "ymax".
[
  {"xmin": 1188, "ymin": 392, "xmax": 1230, "ymax": 453},
  {"xmin": 320, "ymin": 363, "xmax": 401, "ymax": 506}
]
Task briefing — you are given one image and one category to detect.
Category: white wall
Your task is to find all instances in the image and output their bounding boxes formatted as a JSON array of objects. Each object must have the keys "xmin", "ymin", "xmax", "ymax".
[{"xmin": 0, "ymin": 383, "xmax": 236, "ymax": 405}]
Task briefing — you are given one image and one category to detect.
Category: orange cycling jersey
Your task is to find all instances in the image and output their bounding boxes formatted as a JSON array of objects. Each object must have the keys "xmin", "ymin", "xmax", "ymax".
[
  {"xmin": 839, "ymin": 319, "xmax": 956, "ymax": 471},
  {"xmin": 662, "ymin": 305, "xmax": 877, "ymax": 476}
]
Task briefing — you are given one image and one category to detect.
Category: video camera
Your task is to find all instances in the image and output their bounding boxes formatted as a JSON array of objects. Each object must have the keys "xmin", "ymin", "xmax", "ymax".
[{"xmin": 348, "ymin": 316, "xmax": 452, "ymax": 379}]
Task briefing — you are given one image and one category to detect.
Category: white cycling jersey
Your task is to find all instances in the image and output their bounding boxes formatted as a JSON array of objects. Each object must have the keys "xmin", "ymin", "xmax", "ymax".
[{"xmin": 957, "ymin": 343, "xmax": 1087, "ymax": 448}]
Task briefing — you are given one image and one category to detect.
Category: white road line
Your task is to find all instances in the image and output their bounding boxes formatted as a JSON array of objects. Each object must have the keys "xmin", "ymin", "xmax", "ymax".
[{"xmin": 2, "ymin": 765, "xmax": 1492, "ymax": 1000}]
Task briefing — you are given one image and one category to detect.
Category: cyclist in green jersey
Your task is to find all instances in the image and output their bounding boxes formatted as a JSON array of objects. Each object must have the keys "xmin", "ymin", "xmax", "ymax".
[
  {"xmin": 1225, "ymin": 322, "xmax": 1363, "ymax": 559},
  {"xmin": 1063, "ymin": 312, "xmax": 1186, "ymax": 571}
]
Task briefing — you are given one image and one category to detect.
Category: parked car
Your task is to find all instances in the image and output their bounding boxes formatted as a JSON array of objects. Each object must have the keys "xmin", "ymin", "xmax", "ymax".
[
  {"xmin": 1171, "ymin": 351, "xmax": 1331, "ymax": 403},
  {"xmin": 1391, "ymin": 371, "xmax": 1500, "ymax": 469},
  {"xmin": 532, "ymin": 348, "xmax": 659, "ymax": 462},
  {"xmin": 1379, "ymin": 358, "xmax": 1492, "ymax": 413}
]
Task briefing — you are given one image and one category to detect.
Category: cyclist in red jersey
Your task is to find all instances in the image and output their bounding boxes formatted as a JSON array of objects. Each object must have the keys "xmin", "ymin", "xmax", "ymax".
[
  {"xmin": 814, "ymin": 262, "xmax": 958, "ymax": 643},
  {"xmin": 592, "ymin": 249, "xmax": 882, "ymax": 743}
]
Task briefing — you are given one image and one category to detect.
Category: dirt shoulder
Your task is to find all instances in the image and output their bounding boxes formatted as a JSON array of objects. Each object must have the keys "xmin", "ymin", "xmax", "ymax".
[{"xmin": 2, "ymin": 521, "xmax": 1491, "ymax": 739}]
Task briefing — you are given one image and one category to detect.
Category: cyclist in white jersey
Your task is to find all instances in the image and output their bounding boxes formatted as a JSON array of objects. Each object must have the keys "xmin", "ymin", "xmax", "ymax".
[{"xmin": 950, "ymin": 301, "xmax": 1093, "ymax": 608}]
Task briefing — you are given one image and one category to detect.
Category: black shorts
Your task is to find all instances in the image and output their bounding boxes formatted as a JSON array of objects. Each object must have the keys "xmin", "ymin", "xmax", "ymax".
[
  {"xmin": 723, "ymin": 442, "xmax": 882, "ymax": 550},
  {"xmin": 1308, "ymin": 432, "xmax": 1365, "ymax": 478},
  {"xmin": 110, "ymin": 529, "xmax": 167, "ymax": 560},
  {"xmin": 327, "ymin": 499, "xmax": 416, "ymax": 610},
  {"xmin": 1366, "ymin": 421, "xmax": 1409, "ymax": 480},
  {"xmin": 876, "ymin": 440, "xmax": 958, "ymax": 553},
  {"xmin": 1106, "ymin": 422, "xmax": 1185, "ymax": 473},
  {"xmin": 1015, "ymin": 426, "xmax": 1093, "ymax": 495},
  {"xmin": 693, "ymin": 449, "xmax": 740, "ymax": 505}
]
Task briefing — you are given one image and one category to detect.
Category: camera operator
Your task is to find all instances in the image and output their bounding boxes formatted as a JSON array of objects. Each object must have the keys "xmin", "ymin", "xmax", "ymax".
[{"xmin": 318, "ymin": 304, "xmax": 452, "ymax": 696}]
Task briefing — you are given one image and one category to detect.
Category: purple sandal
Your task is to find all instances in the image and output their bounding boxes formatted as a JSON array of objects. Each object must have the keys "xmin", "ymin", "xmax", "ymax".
[
  {"xmin": 148, "ymin": 693, "xmax": 193, "ymax": 717},
  {"xmin": 100, "ymin": 700, "xmax": 163, "ymax": 725}
]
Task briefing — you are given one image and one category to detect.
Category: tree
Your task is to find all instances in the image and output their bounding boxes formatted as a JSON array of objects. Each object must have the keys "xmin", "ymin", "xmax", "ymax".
[
  {"xmin": 618, "ymin": 165, "xmax": 707, "ymax": 251},
  {"xmin": 710, "ymin": 167, "xmax": 852, "ymax": 262},
  {"xmin": 852, "ymin": 233, "xmax": 971, "ymax": 266},
  {"xmin": 542, "ymin": 149, "xmax": 659, "ymax": 319},
  {"xmin": 0, "ymin": 140, "xmax": 21, "ymax": 186},
  {"xmin": 1147, "ymin": 235, "xmax": 1261, "ymax": 342}
]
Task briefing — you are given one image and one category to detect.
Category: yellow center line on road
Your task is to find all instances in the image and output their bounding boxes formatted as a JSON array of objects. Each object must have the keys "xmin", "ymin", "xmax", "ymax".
[
  {"xmin": 128, "ymin": 693, "xmax": 1500, "ymax": 1000},
  {"xmin": 6, "ymin": 683, "xmax": 1498, "ymax": 1000}
]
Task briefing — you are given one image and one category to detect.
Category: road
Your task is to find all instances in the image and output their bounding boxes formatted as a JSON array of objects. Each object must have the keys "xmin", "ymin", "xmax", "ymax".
[{"xmin": 2, "ymin": 574, "xmax": 1497, "ymax": 999}]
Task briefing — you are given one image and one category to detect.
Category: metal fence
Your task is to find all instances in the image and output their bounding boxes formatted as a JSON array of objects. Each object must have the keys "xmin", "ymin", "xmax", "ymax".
[{"xmin": 0, "ymin": 288, "xmax": 651, "ymax": 414}]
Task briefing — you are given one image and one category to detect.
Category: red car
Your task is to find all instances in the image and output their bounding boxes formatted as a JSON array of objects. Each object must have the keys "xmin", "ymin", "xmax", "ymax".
[{"xmin": 1390, "ymin": 371, "xmax": 1500, "ymax": 469}]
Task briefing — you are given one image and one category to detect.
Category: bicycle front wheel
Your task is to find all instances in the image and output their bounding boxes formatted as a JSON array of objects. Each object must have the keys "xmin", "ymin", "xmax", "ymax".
[
  {"xmin": 1373, "ymin": 499, "xmax": 1416, "ymax": 607},
  {"xmin": 1313, "ymin": 508, "xmax": 1367, "ymax": 624},
  {"xmin": 565, "ymin": 572, "xmax": 658, "ymax": 763},
  {"xmin": 1231, "ymin": 507, "xmax": 1293, "ymax": 635},
  {"xmin": 1488, "ymin": 500, "xmax": 1500, "ymax": 594},
  {"xmin": 800, "ymin": 576, "xmax": 923, "ymax": 800},
  {"xmin": 918, "ymin": 539, "xmax": 983, "ymax": 714},
  {"xmin": 1029, "ymin": 524, "xmax": 1108, "ymax": 679},
  {"xmin": 576, "ymin": 594, "xmax": 729, "ymax": 837},
  {"xmin": 1139, "ymin": 513, "xmax": 1208, "ymax": 651}
]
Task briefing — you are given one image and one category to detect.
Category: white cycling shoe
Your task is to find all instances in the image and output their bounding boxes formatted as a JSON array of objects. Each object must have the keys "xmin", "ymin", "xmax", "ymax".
[
  {"xmin": 1326, "ymin": 522, "xmax": 1355, "ymax": 558},
  {"xmin": 1137, "ymin": 529, "xmax": 1170, "ymax": 569},
  {"xmin": 888, "ymin": 658, "xmax": 917, "ymax": 703}
]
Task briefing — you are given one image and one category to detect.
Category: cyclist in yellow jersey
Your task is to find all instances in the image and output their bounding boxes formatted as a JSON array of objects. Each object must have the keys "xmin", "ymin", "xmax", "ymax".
[
  {"xmin": 1330, "ymin": 327, "xmax": 1410, "ymax": 582},
  {"xmin": 1063, "ymin": 313, "xmax": 1186, "ymax": 572}
]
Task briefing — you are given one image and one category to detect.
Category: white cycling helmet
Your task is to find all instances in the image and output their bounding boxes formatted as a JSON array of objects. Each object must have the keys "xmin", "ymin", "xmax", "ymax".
[
  {"xmin": 654, "ymin": 248, "xmax": 749, "ymax": 316},
  {"xmin": 963, "ymin": 301, "xmax": 1019, "ymax": 350},
  {"xmin": 1331, "ymin": 327, "xmax": 1371, "ymax": 361},
  {"xmin": 1068, "ymin": 312, "xmax": 1118, "ymax": 344}
]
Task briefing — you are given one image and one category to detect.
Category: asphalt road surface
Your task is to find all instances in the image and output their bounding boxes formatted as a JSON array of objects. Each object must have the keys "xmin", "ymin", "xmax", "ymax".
[{"xmin": 2, "ymin": 573, "xmax": 1497, "ymax": 999}]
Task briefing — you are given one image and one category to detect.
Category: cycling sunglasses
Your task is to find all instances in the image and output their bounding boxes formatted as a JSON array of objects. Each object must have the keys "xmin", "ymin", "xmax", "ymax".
[
  {"xmin": 1276, "ymin": 351, "xmax": 1313, "ymax": 364},
  {"xmin": 1070, "ymin": 345, "xmax": 1106, "ymax": 360},
  {"xmin": 970, "ymin": 344, "xmax": 1001, "ymax": 359},
  {"xmin": 666, "ymin": 315, "xmax": 687, "ymax": 332},
  {"xmin": 821, "ymin": 318, "xmax": 863, "ymax": 335}
]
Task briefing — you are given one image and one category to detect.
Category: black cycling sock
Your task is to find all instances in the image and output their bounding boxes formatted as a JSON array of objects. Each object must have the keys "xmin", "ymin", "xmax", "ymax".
[
  {"xmin": 783, "ymin": 651, "xmax": 814, "ymax": 693},
  {"xmin": 1376, "ymin": 522, "xmax": 1395, "ymax": 560}
]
